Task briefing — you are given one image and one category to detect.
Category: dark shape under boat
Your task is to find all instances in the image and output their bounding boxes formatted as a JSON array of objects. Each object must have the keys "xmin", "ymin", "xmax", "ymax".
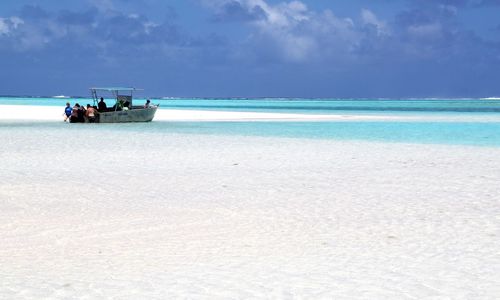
[{"xmin": 90, "ymin": 87, "xmax": 158, "ymax": 123}]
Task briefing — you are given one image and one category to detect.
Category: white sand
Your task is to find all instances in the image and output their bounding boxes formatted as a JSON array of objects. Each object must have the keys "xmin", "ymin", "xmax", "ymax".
[
  {"xmin": 0, "ymin": 104, "xmax": 395, "ymax": 122},
  {"xmin": 1, "ymin": 106, "xmax": 500, "ymax": 299},
  {"xmin": 3, "ymin": 104, "xmax": 500, "ymax": 122}
]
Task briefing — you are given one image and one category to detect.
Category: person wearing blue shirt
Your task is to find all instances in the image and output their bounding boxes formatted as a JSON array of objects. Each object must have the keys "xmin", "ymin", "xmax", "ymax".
[{"xmin": 63, "ymin": 102, "xmax": 72, "ymax": 122}]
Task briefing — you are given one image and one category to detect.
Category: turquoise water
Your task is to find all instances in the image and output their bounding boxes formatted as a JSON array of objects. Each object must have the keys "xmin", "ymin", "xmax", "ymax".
[
  {"xmin": 1, "ymin": 120, "xmax": 500, "ymax": 147},
  {"xmin": 2, "ymin": 97, "xmax": 500, "ymax": 114},
  {"xmin": 1, "ymin": 96, "xmax": 500, "ymax": 146},
  {"xmin": 142, "ymin": 121, "xmax": 500, "ymax": 147}
]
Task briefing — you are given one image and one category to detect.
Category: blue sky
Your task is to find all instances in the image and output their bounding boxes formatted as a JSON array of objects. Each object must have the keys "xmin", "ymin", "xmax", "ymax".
[{"xmin": 1, "ymin": 0, "xmax": 499, "ymax": 98}]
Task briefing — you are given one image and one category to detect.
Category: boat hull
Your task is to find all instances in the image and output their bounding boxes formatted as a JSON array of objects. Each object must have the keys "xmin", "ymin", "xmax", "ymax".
[{"xmin": 97, "ymin": 107, "xmax": 158, "ymax": 123}]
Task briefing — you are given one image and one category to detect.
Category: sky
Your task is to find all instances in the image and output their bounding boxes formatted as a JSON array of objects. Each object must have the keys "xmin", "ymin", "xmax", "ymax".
[{"xmin": 0, "ymin": 0, "xmax": 499, "ymax": 98}]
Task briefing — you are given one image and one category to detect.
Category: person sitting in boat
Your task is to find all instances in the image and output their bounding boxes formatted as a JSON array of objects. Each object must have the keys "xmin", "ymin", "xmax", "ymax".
[
  {"xmin": 98, "ymin": 97, "xmax": 107, "ymax": 111},
  {"xmin": 79, "ymin": 105, "xmax": 86, "ymax": 122},
  {"xmin": 63, "ymin": 102, "xmax": 72, "ymax": 122},
  {"xmin": 70, "ymin": 103, "xmax": 80, "ymax": 123},
  {"xmin": 113, "ymin": 99, "xmax": 124, "ymax": 111},
  {"xmin": 123, "ymin": 100, "xmax": 130, "ymax": 110},
  {"xmin": 85, "ymin": 104, "xmax": 97, "ymax": 123},
  {"xmin": 144, "ymin": 99, "xmax": 151, "ymax": 108}
]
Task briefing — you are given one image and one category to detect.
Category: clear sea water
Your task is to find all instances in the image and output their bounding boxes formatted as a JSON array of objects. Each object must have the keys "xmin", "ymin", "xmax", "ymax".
[{"xmin": 2, "ymin": 96, "xmax": 500, "ymax": 147}]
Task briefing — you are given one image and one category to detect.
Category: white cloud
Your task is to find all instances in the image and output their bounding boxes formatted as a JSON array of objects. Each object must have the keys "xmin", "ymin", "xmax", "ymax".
[
  {"xmin": 247, "ymin": 1, "xmax": 312, "ymax": 61},
  {"xmin": 361, "ymin": 9, "xmax": 389, "ymax": 36},
  {"xmin": 200, "ymin": 0, "xmax": 318, "ymax": 61},
  {"xmin": 0, "ymin": 19, "xmax": 8, "ymax": 35},
  {"xmin": 249, "ymin": 1, "xmax": 362, "ymax": 62},
  {"xmin": 200, "ymin": 0, "xmax": 391, "ymax": 63},
  {"xmin": 0, "ymin": 17, "xmax": 24, "ymax": 36},
  {"xmin": 260, "ymin": 0, "xmax": 309, "ymax": 27},
  {"xmin": 11, "ymin": 17, "xmax": 24, "ymax": 28},
  {"xmin": 144, "ymin": 21, "xmax": 158, "ymax": 34}
]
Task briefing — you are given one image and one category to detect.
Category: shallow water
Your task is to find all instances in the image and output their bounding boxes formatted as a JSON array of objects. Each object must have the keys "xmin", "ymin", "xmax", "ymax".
[
  {"xmin": 2, "ymin": 96, "xmax": 500, "ymax": 147},
  {"xmin": 1, "ymin": 121, "xmax": 500, "ymax": 299},
  {"xmin": 2, "ymin": 119, "xmax": 500, "ymax": 147},
  {"xmin": 2, "ymin": 97, "xmax": 500, "ymax": 114},
  {"xmin": 2, "ymin": 99, "xmax": 500, "ymax": 299},
  {"xmin": 161, "ymin": 121, "xmax": 500, "ymax": 146}
]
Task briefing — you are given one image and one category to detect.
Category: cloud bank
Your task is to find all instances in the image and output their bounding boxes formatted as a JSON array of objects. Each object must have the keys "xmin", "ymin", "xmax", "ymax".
[{"xmin": 0, "ymin": 0, "xmax": 499, "ymax": 97}]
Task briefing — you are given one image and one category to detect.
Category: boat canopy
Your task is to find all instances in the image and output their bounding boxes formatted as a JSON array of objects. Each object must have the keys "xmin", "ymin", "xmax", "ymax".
[
  {"xmin": 90, "ymin": 87, "xmax": 143, "ymax": 110},
  {"xmin": 90, "ymin": 87, "xmax": 143, "ymax": 92}
]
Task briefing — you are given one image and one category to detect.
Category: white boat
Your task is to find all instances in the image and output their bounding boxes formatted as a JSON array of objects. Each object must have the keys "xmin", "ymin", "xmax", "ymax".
[{"xmin": 90, "ymin": 87, "xmax": 158, "ymax": 123}]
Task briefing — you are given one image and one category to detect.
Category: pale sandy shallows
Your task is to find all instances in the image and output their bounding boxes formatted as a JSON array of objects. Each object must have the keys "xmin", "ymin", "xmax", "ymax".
[
  {"xmin": 0, "ymin": 104, "xmax": 415, "ymax": 122},
  {"xmin": 1, "ymin": 110, "xmax": 500, "ymax": 299}
]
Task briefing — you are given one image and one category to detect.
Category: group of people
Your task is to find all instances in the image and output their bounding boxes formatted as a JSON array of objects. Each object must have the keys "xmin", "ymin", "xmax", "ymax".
[
  {"xmin": 63, "ymin": 102, "xmax": 99, "ymax": 123},
  {"xmin": 63, "ymin": 98, "xmax": 153, "ymax": 123}
]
